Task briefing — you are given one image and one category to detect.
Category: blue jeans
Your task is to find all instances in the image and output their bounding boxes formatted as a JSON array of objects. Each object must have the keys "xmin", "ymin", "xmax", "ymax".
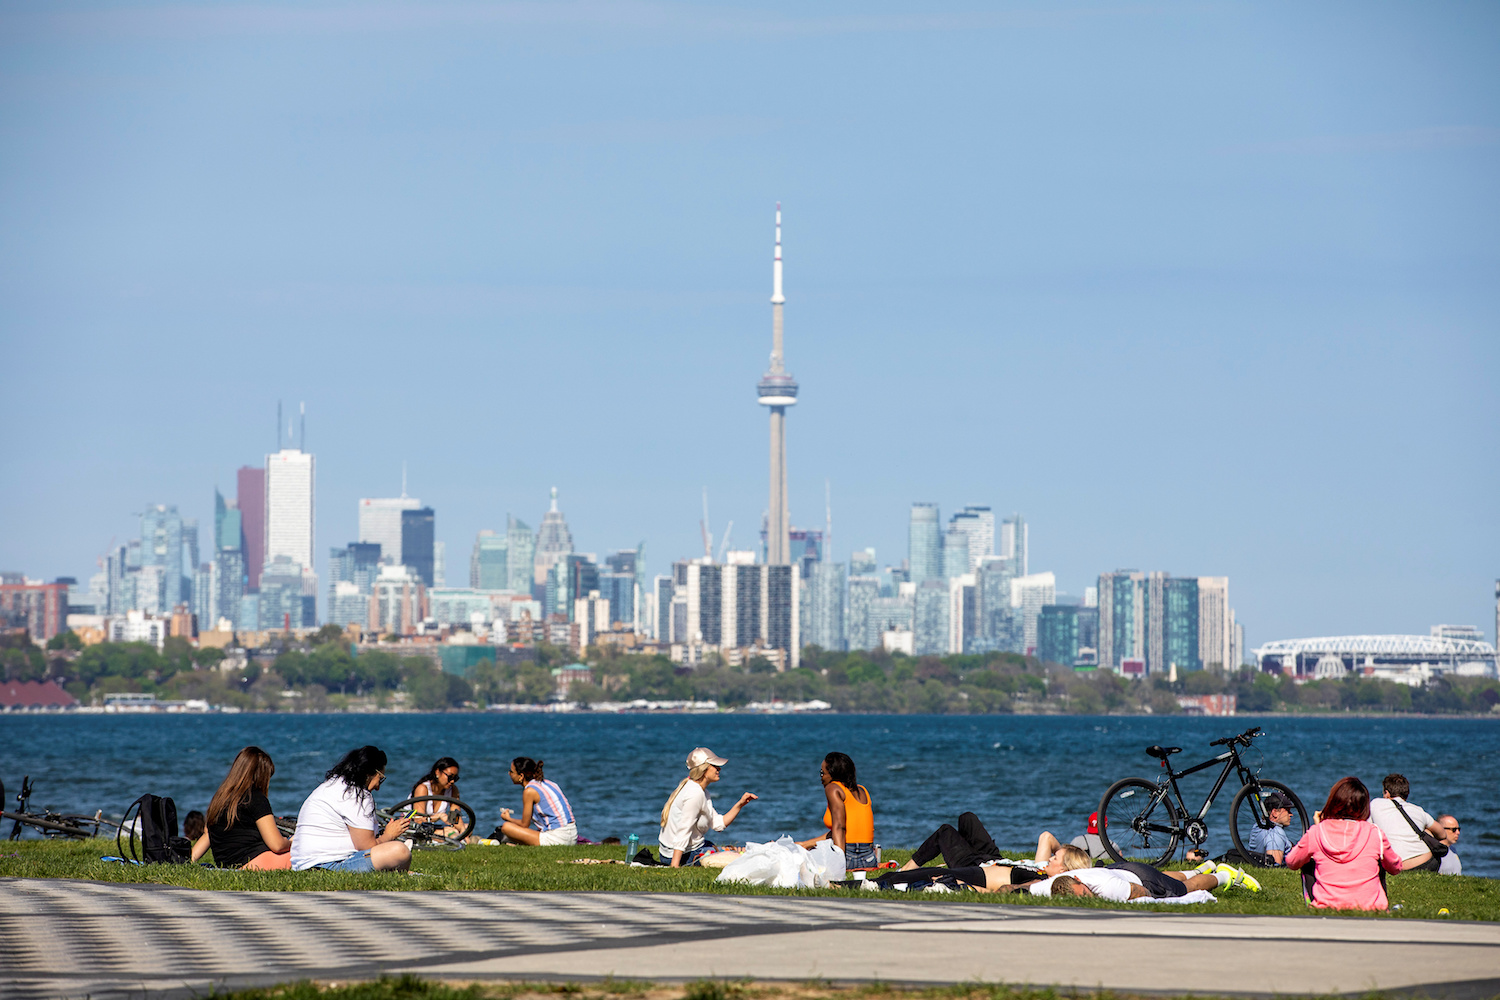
[
  {"xmin": 676, "ymin": 840, "xmax": 718, "ymax": 866},
  {"xmin": 315, "ymin": 850, "xmax": 376, "ymax": 873},
  {"xmin": 845, "ymin": 842, "xmax": 878, "ymax": 870}
]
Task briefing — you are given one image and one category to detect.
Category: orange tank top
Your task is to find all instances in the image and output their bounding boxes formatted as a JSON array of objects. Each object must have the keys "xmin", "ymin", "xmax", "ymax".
[{"xmin": 823, "ymin": 782, "xmax": 874, "ymax": 843}]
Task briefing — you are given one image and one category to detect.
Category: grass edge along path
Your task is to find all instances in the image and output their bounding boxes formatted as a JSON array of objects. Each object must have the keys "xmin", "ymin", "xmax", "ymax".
[
  {"xmin": 154, "ymin": 974, "xmax": 1500, "ymax": 1000},
  {"xmin": 1, "ymin": 838, "xmax": 1497, "ymax": 921}
]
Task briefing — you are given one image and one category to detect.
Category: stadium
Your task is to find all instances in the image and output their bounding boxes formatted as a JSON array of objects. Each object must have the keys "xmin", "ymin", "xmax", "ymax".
[{"xmin": 1253, "ymin": 630, "xmax": 1498, "ymax": 685}]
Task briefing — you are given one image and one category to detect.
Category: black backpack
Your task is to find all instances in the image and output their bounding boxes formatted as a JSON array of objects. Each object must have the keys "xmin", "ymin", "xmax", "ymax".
[{"xmin": 118, "ymin": 794, "xmax": 192, "ymax": 864}]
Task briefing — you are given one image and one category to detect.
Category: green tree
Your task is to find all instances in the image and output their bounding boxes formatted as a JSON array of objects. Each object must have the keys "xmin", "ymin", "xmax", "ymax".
[{"xmin": 46, "ymin": 630, "xmax": 83, "ymax": 651}]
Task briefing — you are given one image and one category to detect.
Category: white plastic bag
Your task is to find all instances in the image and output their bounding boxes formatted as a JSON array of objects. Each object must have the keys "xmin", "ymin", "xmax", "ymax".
[
  {"xmin": 715, "ymin": 836, "xmax": 846, "ymax": 888},
  {"xmin": 805, "ymin": 839, "xmax": 846, "ymax": 887}
]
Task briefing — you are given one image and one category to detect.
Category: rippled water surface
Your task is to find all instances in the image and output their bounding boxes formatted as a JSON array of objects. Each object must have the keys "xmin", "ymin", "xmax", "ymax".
[{"xmin": 2, "ymin": 713, "xmax": 1494, "ymax": 876}]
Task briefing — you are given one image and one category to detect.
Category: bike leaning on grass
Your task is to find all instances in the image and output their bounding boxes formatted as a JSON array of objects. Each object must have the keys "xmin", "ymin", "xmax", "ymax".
[{"xmin": 1097, "ymin": 726, "xmax": 1309, "ymax": 866}]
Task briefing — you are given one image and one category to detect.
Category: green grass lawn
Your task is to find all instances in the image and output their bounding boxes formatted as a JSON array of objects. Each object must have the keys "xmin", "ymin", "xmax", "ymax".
[{"xmin": 1, "ymin": 837, "xmax": 1495, "ymax": 920}]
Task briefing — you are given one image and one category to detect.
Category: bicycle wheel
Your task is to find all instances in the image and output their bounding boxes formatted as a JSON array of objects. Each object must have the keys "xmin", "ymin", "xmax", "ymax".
[
  {"xmin": 1229, "ymin": 779, "xmax": 1309, "ymax": 864},
  {"xmin": 1099, "ymin": 777, "xmax": 1180, "ymax": 865},
  {"xmin": 382, "ymin": 796, "xmax": 477, "ymax": 850},
  {"xmin": 0, "ymin": 810, "xmax": 97, "ymax": 839}
]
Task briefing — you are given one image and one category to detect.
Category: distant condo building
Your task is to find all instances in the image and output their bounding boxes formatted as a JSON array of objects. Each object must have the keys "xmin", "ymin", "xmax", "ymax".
[
  {"xmin": 1098, "ymin": 569, "xmax": 1235, "ymax": 676},
  {"xmin": 666, "ymin": 559, "xmax": 800, "ymax": 669},
  {"xmin": 401, "ymin": 507, "xmax": 436, "ymax": 586}
]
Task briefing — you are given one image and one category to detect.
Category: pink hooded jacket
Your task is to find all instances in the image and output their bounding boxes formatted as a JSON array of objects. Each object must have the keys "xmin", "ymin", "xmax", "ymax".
[{"xmin": 1285, "ymin": 818, "xmax": 1403, "ymax": 910}]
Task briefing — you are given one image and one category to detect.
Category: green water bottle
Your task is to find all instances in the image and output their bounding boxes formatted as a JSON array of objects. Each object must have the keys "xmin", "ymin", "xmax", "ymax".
[{"xmin": 627, "ymin": 833, "xmax": 639, "ymax": 862}]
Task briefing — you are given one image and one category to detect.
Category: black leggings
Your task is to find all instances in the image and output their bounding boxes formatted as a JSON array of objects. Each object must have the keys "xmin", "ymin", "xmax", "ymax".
[
  {"xmin": 911, "ymin": 812, "xmax": 1002, "ymax": 868},
  {"xmin": 1109, "ymin": 861, "xmax": 1186, "ymax": 898}
]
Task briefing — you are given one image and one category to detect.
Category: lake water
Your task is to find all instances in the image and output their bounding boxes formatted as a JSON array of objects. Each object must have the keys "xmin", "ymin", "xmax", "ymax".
[{"xmin": 2, "ymin": 713, "xmax": 1494, "ymax": 876}]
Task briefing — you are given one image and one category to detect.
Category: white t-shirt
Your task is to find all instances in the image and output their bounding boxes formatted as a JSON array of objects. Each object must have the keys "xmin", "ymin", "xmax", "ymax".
[
  {"xmin": 1368, "ymin": 797, "xmax": 1436, "ymax": 862},
  {"xmin": 1029, "ymin": 867, "xmax": 1139, "ymax": 902},
  {"xmin": 659, "ymin": 781, "xmax": 725, "ymax": 853},
  {"xmin": 1439, "ymin": 850, "xmax": 1462, "ymax": 875},
  {"xmin": 290, "ymin": 778, "xmax": 377, "ymax": 870}
]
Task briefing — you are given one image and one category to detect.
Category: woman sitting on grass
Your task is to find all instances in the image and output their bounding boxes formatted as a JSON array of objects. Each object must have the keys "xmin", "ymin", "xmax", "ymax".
[
  {"xmin": 1286, "ymin": 776, "xmax": 1402, "ymax": 910},
  {"xmin": 408, "ymin": 757, "xmax": 463, "ymax": 836},
  {"xmin": 289, "ymin": 745, "xmax": 412, "ymax": 872},
  {"xmin": 796, "ymin": 752, "xmax": 876, "ymax": 870},
  {"xmin": 492, "ymin": 757, "xmax": 577, "ymax": 846},
  {"xmin": 190, "ymin": 746, "xmax": 292, "ymax": 870},
  {"xmin": 660, "ymin": 747, "xmax": 757, "ymax": 867}
]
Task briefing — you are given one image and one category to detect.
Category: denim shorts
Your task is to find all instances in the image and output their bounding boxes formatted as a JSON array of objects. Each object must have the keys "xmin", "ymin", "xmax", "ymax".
[
  {"xmin": 845, "ymin": 842, "xmax": 878, "ymax": 870},
  {"xmin": 315, "ymin": 850, "xmax": 376, "ymax": 873},
  {"xmin": 677, "ymin": 840, "xmax": 718, "ymax": 866}
]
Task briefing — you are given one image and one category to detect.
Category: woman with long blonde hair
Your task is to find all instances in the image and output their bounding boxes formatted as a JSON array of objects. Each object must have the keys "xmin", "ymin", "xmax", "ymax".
[
  {"xmin": 659, "ymin": 747, "xmax": 757, "ymax": 867},
  {"xmin": 190, "ymin": 746, "xmax": 292, "ymax": 870}
]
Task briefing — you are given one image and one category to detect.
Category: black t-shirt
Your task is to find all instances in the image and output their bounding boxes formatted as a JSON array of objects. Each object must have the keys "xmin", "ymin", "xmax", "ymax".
[{"xmin": 208, "ymin": 791, "xmax": 274, "ymax": 868}]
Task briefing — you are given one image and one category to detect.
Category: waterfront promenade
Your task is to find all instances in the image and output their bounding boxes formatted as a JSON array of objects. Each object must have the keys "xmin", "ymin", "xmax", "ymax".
[{"xmin": 3, "ymin": 879, "xmax": 1498, "ymax": 1000}]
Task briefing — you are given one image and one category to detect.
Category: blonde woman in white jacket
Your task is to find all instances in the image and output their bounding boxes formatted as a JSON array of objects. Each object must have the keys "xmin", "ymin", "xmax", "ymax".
[{"xmin": 659, "ymin": 747, "xmax": 757, "ymax": 867}]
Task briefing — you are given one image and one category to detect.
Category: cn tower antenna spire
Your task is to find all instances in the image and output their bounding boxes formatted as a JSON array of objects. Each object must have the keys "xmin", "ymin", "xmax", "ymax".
[{"xmin": 757, "ymin": 203, "xmax": 798, "ymax": 565}]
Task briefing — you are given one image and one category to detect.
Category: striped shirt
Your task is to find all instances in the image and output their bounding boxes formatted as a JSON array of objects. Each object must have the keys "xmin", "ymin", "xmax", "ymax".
[{"xmin": 527, "ymin": 779, "xmax": 574, "ymax": 831}]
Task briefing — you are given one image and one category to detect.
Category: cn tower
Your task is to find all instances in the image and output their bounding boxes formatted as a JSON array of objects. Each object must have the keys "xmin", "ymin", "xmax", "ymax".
[{"xmin": 757, "ymin": 204, "xmax": 798, "ymax": 565}]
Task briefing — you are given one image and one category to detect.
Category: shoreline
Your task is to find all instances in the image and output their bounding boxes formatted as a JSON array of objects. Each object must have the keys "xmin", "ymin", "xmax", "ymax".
[{"xmin": 4, "ymin": 707, "xmax": 1499, "ymax": 719}]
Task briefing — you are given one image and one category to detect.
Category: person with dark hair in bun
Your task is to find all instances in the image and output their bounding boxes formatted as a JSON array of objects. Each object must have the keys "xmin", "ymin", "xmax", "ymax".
[
  {"xmin": 492, "ymin": 756, "xmax": 576, "ymax": 846},
  {"xmin": 290, "ymin": 745, "xmax": 412, "ymax": 872}
]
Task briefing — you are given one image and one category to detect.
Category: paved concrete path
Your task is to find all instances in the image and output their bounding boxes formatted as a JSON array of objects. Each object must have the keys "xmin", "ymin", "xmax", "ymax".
[{"xmin": 3, "ymin": 879, "xmax": 1498, "ymax": 1000}]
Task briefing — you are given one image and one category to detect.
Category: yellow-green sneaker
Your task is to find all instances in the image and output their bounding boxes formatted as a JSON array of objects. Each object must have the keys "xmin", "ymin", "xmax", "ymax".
[
  {"xmin": 1193, "ymin": 860, "xmax": 1218, "ymax": 876},
  {"xmin": 1216, "ymin": 863, "xmax": 1262, "ymax": 892}
]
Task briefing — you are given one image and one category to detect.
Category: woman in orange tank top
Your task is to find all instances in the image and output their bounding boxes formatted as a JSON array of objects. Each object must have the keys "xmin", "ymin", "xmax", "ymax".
[{"xmin": 797, "ymin": 752, "xmax": 876, "ymax": 869}]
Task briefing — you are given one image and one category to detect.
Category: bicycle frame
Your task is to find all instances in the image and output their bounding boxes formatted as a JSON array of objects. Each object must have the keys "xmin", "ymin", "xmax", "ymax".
[{"xmin": 1152, "ymin": 746, "xmax": 1260, "ymax": 842}]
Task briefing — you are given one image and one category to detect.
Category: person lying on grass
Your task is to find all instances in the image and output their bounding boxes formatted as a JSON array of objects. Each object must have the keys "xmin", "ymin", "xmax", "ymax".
[
  {"xmin": 290, "ymin": 745, "xmax": 411, "ymax": 873},
  {"xmin": 874, "ymin": 840, "xmax": 1094, "ymax": 892},
  {"xmin": 1018, "ymin": 857, "xmax": 1258, "ymax": 900}
]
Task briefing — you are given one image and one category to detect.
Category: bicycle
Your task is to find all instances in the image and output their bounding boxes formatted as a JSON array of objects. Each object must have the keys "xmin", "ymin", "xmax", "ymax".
[
  {"xmin": 376, "ymin": 795, "xmax": 477, "ymax": 850},
  {"xmin": 2, "ymin": 776, "xmax": 121, "ymax": 841},
  {"xmin": 1096, "ymin": 726, "xmax": 1309, "ymax": 866}
]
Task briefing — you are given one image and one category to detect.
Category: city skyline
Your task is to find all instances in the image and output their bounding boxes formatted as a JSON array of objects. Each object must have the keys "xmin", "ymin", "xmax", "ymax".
[{"xmin": 1, "ymin": 3, "xmax": 1496, "ymax": 644}]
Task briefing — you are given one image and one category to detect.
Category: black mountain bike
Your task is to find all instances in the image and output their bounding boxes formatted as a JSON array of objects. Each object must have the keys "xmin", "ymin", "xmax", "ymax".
[
  {"xmin": 1097, "ymin": 726, "xmax": 1309, "ymax": 866},
  {"xmin": 2, "ymin": 776, "xmax": 120, "ymax": 841}
]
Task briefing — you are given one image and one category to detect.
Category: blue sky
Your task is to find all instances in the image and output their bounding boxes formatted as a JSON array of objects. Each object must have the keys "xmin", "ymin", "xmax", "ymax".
[{"xmin": 1, "ymin": 1, "xmax": 1497, "ymax": 648}]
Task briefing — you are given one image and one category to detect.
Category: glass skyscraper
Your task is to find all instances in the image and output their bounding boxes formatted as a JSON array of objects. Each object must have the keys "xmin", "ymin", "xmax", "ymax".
[
  {"xmin": 913, "ymin": 579, "xmax": 950, "ymax": 655},
  {"xmin": 805, "ymin": 561, "xmax": 845, "ymax": 651},
  {"xmin": 941, "ymin": 528, "xmax": 970, "ymax": 580},
  {"xmin": 401, "ymin": 508, "xmax": 436, "ymax": 586},
  {"xmin": 908, "ymin": 503, "xmax": 941, "ymax": 585},
  {"xmin": 845, "ymin": 575, "xmax": 880, "ymax": 651},
  {"xmin": 1037, "ymin": 605, "xmax": 1079, "ymax": 666},
  {"xmin": 507, "ymin": 516, "xmax": 536, "ymax": 595},
  {"xmin": 470, "ymin": 530, "xmax": 508, "ymax": 590}
]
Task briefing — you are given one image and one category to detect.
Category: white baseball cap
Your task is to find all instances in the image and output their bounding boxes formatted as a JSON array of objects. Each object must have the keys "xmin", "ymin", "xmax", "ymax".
[{"xmin": 686, "ymin": 747, "xmax": 728, "ymax": 769}]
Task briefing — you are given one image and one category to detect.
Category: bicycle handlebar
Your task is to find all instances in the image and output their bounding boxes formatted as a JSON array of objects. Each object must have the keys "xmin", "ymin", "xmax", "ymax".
[{"xmin": 1209, "ymin": 726, "xmax": 1264, "ymax": 748}]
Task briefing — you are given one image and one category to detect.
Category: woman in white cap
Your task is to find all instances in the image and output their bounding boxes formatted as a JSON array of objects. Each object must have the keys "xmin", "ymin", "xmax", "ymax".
[{"xmin": 659, "ymin": 747, "xmax": 758, "ymax": 867}]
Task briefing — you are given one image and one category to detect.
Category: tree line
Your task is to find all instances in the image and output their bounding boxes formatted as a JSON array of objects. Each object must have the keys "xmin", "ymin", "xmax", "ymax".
[{"xmin": 4, "ymin": 630, "xmax": 1498, "ymax": 715}]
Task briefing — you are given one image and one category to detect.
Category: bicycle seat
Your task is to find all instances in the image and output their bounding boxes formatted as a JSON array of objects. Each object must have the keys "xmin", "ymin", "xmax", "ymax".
[{"xmin": 1145, "ymin": 745, "xmax": 1182, "ymax": 759}]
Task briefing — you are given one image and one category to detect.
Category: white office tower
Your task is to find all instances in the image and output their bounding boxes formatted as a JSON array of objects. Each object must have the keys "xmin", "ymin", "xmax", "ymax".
[
  {"xmin": 949, "ymin": 573, "xmax": 977, "ymax": 654},
  {"xmin": 1197, "ymin": 577, "xmax": 1231, "ymax": 672},
  {"xmin": 1011, "ymin": 571, "xmax": 1056, "ymax": 655},
  {"xmin": 266, "ymin": 449, "xmax": 315, "ymax": 571},
  {"xmin": 359, "ymin": 496, "xmax": 421, "ymax": 565},
  {"xmin": 948, "ymin": 507, "xmax": 994, "ymax": 573}
]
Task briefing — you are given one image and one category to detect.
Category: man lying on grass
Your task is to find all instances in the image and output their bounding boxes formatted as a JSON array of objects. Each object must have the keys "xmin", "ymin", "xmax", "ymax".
[{"xmin": 1018, "ymin": 858, "xmax": 1259, "ymax": 901}]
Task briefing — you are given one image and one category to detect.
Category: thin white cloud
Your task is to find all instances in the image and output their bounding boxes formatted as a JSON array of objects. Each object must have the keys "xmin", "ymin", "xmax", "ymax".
[{"xmin": 1218, "ymin": 126, "xmax": 1500, "ymax": 156}]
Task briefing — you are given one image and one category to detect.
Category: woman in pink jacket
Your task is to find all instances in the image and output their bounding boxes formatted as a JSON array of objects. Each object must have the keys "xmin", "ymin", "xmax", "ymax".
[{"xmin": 1286, "ymin": 776, "xmax": 1403, "ymax": 910}]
